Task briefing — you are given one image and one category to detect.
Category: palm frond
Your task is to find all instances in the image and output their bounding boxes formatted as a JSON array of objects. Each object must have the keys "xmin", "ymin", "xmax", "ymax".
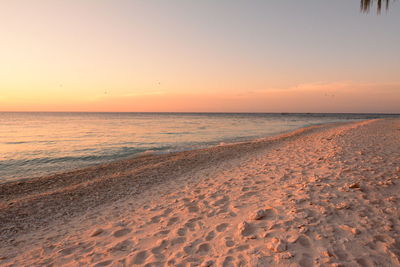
[{"xmin": 361, "ymin": 0, "xmax": 391, "ymax": 13}]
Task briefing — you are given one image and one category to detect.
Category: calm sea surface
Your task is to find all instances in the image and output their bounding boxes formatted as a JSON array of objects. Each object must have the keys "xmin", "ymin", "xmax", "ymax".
[{"xmin": 0, "ymin": 112, "xmax": 398, "ymax": 182}]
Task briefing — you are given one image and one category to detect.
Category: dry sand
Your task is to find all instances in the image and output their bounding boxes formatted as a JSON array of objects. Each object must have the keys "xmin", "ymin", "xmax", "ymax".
[{"xmin": 0, "ymin": 119, "xmax": 399, "ymax": 266}]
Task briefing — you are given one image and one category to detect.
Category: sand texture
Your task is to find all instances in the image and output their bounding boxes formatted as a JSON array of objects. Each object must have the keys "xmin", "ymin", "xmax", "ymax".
[{"xmin": 1, "ymin": 119, "xmax": 399, "ymax": 266}]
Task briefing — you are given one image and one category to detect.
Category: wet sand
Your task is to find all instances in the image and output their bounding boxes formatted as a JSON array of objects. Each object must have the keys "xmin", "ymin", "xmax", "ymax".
[{"xmin": 1, "ymin": 119, "xmax": 399, "ymax": 266}]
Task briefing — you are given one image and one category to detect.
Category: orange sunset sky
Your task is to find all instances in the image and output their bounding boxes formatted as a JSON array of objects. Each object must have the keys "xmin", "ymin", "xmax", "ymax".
[{"xmin": 0, "ymin": 1, "xmax": 399, "ymax": 113}]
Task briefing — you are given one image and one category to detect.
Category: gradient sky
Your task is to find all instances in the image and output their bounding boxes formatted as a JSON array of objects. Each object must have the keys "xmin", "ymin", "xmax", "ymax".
[{"xmin": 1, "ymin": 0, "xmax": 399, "ymax": 112}]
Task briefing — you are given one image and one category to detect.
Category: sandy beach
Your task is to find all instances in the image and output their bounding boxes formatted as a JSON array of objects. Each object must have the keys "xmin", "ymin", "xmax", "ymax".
[{"xmin": 1, "ymin": 119, "xmax": 399, "ymax": 266}]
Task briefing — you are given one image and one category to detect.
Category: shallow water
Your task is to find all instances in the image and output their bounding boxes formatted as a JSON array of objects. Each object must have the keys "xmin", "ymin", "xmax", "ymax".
[{"xmin": 0, "ymin": 112, "xmax": 398, "ymax": 182}]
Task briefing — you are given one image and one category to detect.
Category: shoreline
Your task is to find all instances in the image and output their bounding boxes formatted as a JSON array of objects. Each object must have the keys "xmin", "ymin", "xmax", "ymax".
[
  {"xmin": 3, "ymin": 112, "xmax": 399, "ymax": 184},
  {"xmin": 0, "ymin": 120, "xmax": 354, "ymax": 201},
  {"xmin": 0, "ymin": 119, "xmax": 362, "ymax": 185},
  {"xmin": 0, "ymin": 120, "xmax": 353, "ymax": 185},
  {"xmin": 1, "ymin": 118, "xmax": 400, "ymax": 266}
]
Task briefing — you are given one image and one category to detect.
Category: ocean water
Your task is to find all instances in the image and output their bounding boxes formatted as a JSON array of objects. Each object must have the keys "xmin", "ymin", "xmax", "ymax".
[{"xmin": 0, "ymin": 112, "xmax": 398, "ymax": 182}]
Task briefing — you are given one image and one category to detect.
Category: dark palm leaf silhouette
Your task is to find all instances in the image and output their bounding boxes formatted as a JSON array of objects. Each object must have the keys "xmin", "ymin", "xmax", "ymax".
[{"xmin": 361, "ymin": 0, "xmax": 391, "ymax": 13}]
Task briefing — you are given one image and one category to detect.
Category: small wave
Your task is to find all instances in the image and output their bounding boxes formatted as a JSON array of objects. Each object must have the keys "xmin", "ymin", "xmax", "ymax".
[
  {"xmin": 3, "ymin": 141, "xmax": 29, "ymax": 144},
  {"xmin": 0, "ymin": 145, "xmax": 175, "ymax": 169},
  {"xmin": 160, "ymin": 132, "xmax": 193, "ymax": 135}
]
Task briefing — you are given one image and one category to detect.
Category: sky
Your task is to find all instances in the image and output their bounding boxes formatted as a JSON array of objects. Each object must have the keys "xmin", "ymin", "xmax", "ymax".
[{"xmin": 0, "ymin": 0, "xmax": 399, "ymax": 113}]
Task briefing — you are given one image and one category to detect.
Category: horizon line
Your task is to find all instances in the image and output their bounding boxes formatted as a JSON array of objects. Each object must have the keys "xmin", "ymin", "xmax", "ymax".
[{"xmin": 1, "ymin": 111, "xmax": 400, "ymax": 115}]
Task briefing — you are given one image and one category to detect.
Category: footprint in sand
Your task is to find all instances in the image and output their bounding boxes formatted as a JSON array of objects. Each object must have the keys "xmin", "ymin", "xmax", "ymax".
[
  {"xmin": 150, "ymin": 215, "xmax": 162, "ymax": 223},
  {"xmin": 167, "ymin": 216, "xmax": 180, "ymax": 226},
  {"xmin": 108, "ymin": 239, "xmax": 134, "ymax": 254},
  {"xmin": 184, "ymin": 221, "xmax": 196, "ymax": 231},
  {"xmin": 229, "ymin": 211, "xmax": 237, "ymax": 217},
  {"xmin": 213, "ymin": 196, "xmax": 230, "ymax": 207},
  {"xmin": 206, "ymin": 211, "xmax": 216, "ymax": 218},
  {"xmin": 42, "ymin": 244, "xmax": 56, "ymax": 255},
  {"xmin": 58, "ymin": 246, "xmax": 77, "ymax": 255},
  {"xmin": 236, "ymin": 254, "xmax": 248, "ymax": 265},
  {"xmin": 216, "ymin": 223, "xmax": 229, "ymax": 232},
  {"xmin": 130, "ymin": 250, "xmax": 148, "ymax": 265},
  {"xmin": 183, "ymin": 239, "xmax": 202, "ymax": 254},
  {"xmin": 234, "ymin": 244, "xmax": 249, "ymax": 252},
  {"xmin": 113, "ymin": 228, "xmax": 131, "ymax": 238},
  {"xmin": 154, "ymin": 229, "xmax": 170, "ymax": 236},
  {"xmin": 196, "ymin": 243, "xmax": 211, "ymax": 255},
  {"xmin": 184, "ymin": 217, "xmax": 202, "ymax": 231},
  {"xmin": 205, "ymin": 231, "xmax": 215, "ymax": 241},
  {"xmin": 163, "ymin": 208, "xmax": 173, "ymax": 216},
  {"xmin": 170, "ymin": 237, "xmax": 186, "ymax": 246},
  {"xmin": 216, "ymin": 207, "xmax": 229, "ymax": 215},
  {"xmin": 186, "ymin": 203, "xmax": 199, "ymax": 213},
  {"xmin": 82, "ymin": 245, "xmax": 95, "ymax": 254},
  {"xmin": 93, "ymin": 260, "xmax": 113, "ymax": 267},
  {"xmin": 222, "ymin": 256, "xmax": 235, "ymax": 267},
  {"xmin": 225, "ymin": 240, "xmax": 235, "ymax": 247},
  {"xmin": 193, "ymin": 188, "xmax": 201, "ymax": 194},
  {"xmin": 176, "ymin": 227, "xmax": 186, "ymax": 237},
  {"xmin": 151, "ymin": 239, "xmax": 168, "ymax": 255},
  {"xmin": 239, "ymin": 191, "xmax": 258, "ymax": 199}
]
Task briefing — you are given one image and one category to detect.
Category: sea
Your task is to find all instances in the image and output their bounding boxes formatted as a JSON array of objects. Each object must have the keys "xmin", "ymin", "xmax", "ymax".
[{"xmin": 0, "ymin": 112, "xmax": 398, "ymax": 182}]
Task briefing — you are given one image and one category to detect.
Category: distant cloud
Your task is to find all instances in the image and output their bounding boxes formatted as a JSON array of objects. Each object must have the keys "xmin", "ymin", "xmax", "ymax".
[{"xmin": 241, "ymin": 82, "xmax": 400, "ymax": 113}]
